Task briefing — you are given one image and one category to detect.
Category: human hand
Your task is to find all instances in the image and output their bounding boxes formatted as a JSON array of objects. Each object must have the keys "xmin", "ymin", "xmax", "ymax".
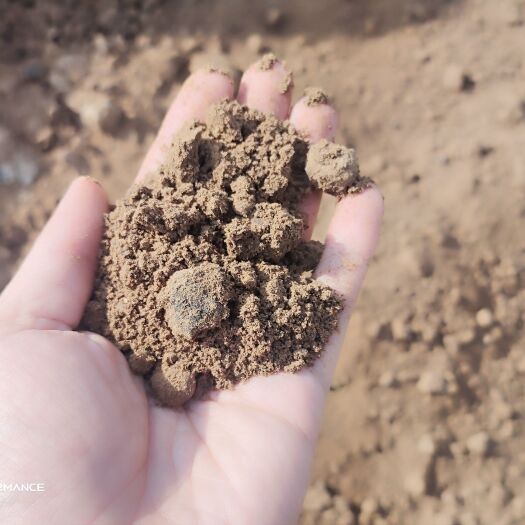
[{"xmin": 0, "ymin": 59, "xmax": 383, "ymax": 525}]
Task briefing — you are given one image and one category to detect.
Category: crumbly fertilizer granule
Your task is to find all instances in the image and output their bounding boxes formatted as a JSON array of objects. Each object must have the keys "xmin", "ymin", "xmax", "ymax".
[{"xmin": 82, "ymin": 100, "xmax": 370, "ymax": 407}]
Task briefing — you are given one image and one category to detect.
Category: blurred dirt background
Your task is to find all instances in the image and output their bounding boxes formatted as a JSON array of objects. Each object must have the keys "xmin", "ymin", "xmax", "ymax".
[{"xmin": 1, "ymin": 0, "xmax": 525, "ymax": 524}]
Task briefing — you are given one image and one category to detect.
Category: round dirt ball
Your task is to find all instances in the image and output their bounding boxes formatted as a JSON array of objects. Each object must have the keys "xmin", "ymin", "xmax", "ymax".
[
  {"xmin": 150, "ymin": 360, "xmax": 197, "ymax": 407},
  {"xmin": 163, "ymin": 262, "xmax": 232, "ymax": 340},
  {"xmin": 305, "ymin": 139, "xmax": 360, "ymax": 197}
]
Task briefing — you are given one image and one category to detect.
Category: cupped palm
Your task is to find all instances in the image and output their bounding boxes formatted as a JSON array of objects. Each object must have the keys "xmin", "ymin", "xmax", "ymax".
[{"xmin": 0, "ymin": 61, "xmax": 382, "ymax": 525}]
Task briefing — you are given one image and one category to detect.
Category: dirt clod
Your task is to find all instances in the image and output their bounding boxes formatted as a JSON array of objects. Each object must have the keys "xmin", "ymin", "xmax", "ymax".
[
  {"xmin": 306, "ymin": 139, "xmax": 369, "ymax": 197},
  {"xmin": 82, "ymin": 100, "xmax": 348, "ymax": 407},
  {"xmin": 151, "ymin": 359, "xmax": 197, "ymax": 407},
  {"xmin": 163, "ymin": 263, "xmax": 232, "ymax": 340}
]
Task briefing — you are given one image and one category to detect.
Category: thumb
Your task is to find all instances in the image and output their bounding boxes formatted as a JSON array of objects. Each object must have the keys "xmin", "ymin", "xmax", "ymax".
[{"xmin": 0, "ymin": 177, "xmax": 107, "ymax": 333}]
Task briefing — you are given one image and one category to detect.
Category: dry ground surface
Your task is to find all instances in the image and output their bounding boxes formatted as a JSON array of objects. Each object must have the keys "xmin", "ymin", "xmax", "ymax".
[{"xmin": 1, "ymin": 1, "xmax": 524, "ymax": 524}]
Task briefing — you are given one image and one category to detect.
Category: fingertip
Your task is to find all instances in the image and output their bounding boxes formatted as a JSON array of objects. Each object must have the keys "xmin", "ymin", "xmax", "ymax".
[
  {"xmin": 238, "ymin": 56, "xmax": 293, "ymax": 119},
  {"xmin": 290, "ymin": 97, "xmax": 338, "ymax": 143},
  {"xmin": 53, "ymin": 177, "xmax": 109, "ymax": 262},
  {"xmin": 174, "ymin": 68, "xmax": 235, "ymax": 121},
  {"xmin": 292, "ymin": 96, "xmax": 338, "ymax": 238},
  {"xmin": 71, "ymin": 177, "xmax": 109, "ymax": 212},
  {"xmin": 136, "ymin": 69, "xmax": 235, "ymax": 183},
  {"xmin": 186, "ymin": 68, "xmax": 235, "ymax": 97}
]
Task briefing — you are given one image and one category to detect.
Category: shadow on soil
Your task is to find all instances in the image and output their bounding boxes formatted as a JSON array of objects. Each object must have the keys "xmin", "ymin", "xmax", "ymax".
[{"xmin": 1, "ymin": 0, "xmax": 463, "ymax": 62}]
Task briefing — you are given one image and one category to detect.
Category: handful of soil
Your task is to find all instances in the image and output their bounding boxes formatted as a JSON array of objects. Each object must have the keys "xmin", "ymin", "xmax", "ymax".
[{"xmin": 82, "ymin": 100, "xmax": 369, "ymax": 407}]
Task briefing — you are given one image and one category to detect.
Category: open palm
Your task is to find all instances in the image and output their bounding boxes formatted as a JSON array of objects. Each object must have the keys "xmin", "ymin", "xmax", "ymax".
[{"xmin": 0, "ymin": 60, "xmax": 383, "ymax": 525}]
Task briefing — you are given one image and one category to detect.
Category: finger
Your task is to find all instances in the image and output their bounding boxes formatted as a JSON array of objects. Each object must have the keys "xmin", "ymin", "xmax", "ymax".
[
  {"xmin": 290, "ymin": 96, "xmax": 338, "ymax": 143},
  {"xmin": 298, "ymin": 190, "xmax": 322, "ymax": 240},
  {"xmin": 290, "ymin": 95, "xmax": 338, "ymax": 238},
  {"xmin": 313, "ymin": 186, "xmax": 384, "ymax": 386},
  {"xmin": 237, "ymin": 55, "xmax": 293, "ymax": 119},
  {"xmin": 136, "ymin": 69, "xmax": 234, "ymax": 183},
  {"xmin": 0, "ymin": 177, "xmax": 108, "ymax": 333}
]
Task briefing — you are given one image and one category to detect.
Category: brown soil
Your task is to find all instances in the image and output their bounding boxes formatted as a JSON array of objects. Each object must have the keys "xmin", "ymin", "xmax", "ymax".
[
  {"xmin": 259, "ymin": 52, "xmax": 280, "ymax": 71},
  {"xmin": 306, "ymin": 139, "xmax": 369, "ymax": 196},
  {"xmin": 304, "ymin": 87, "xmax": 330, "ymax": 107},
  {"xmin": 1, "ymin": 0, "xmax": 525, "ymax": 523},
  {"xmin": 81, "ymin": 100, "xmax": 360, "ymax": 407}
]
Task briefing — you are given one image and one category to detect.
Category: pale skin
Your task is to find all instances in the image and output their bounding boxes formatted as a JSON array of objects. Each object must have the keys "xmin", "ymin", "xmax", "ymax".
[{"xmin": 0, "ymin": 60, "xmax": 383, "ymax": 525}]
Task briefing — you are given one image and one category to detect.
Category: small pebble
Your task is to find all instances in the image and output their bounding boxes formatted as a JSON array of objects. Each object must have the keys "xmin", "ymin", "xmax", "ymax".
[
  {"xmin": 360, "ymin": 497, "xmax": 380, "ymax": 521},
  {"xmin": 390, "ymin": 316, "xmax": 411, "ymax": 341},
  {"xmin": 34, "ymin": 127, "xmax": 56, "ymax": 151},
  {"xmin": 404, "ymin": 470, "xmax": 427, "ymax": 497},
  {"xmin": 475, "ymin": 308, "xmax": 493, "ymax": 327},
  {"xmin": 465, "ymin": 431, "xmax": 491, "ymax": 456},
  {"xmin": 378, "ymin": 370, "xmax": 398, "ymax": 388},
  {"xmin": 0, "ymin": 152, "xmax": 40, "ymax": 186},
  {"xmin": 246, "ymin": 33, "xmax": 265, "ymax": 54},
  {"xmin": 265, "ymin": 7, "xmax": 286, "ymax": 29},
  {"xmin": 417, "ymin": 370, "xmax": 447, "ymax": 395},
  {"xmin": 443, "ymin": 65, "xmax": 475, "ymax": 92},
  {"xmin": 21, "ymin": 60, "xmax": 48, "ymax": 82},
  {"xmin": 98, "ymin": 100, "xmax": 125, "ymax": 135},
  {"xmin": 66, "ymin": 90, "xmax": 111, "ymax": 130},
  {"xmin": 418, "ymin": 433, "xmax": 437, "ymax": 455}
]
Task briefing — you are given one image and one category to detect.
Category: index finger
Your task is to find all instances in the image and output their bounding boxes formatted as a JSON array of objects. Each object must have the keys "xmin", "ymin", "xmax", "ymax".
[{"xmin": 136, "ymin": 70, "xmax": 234, "ymax": 183}]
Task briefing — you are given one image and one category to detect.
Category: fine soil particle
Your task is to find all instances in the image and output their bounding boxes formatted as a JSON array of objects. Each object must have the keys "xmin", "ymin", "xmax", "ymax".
[
  {"xmin": 257, "ymin": 53, "xmax": 293, "ymax": 93},
  {"xmin": 204, "ymin": 66, "xmax": 234, "ymax": 80},
  {"xmin": 305, "ymin": 139, "xmax": 372, "ymax": 197},
  {"xmin": 258, "ymin": 52, "xmax": 278, "ymax": 71},
  {"xmin": 304, "ymin": 87, "xmax": 330, "ymax": 106},
  {"xmin": 280, "ymin": 71, "xmax": 294, "ymax": 94},
  {"xmin": 82, "ymin": 100, "xmax": 368, "ymax": 407}
]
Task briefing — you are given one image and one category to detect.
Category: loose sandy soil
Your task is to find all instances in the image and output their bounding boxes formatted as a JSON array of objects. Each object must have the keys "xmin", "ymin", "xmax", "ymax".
[{"xmin": 1, "ymin": 1, "xmax": 524, "ymax": 524}]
